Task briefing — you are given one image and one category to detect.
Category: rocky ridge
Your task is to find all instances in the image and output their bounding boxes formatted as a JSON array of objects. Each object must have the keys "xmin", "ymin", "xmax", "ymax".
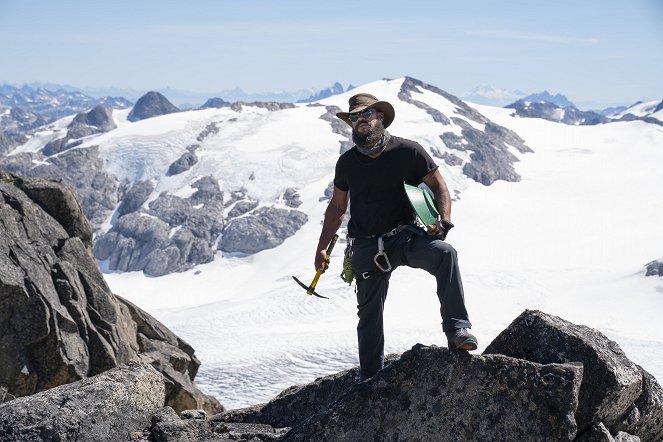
[
  {"xmin": 2, "ymin": 309, "xmax": 660, "ymax": 441},
  {"xmin": 0, "ymin": 174, "xmax": 221, "ymax": 414}
]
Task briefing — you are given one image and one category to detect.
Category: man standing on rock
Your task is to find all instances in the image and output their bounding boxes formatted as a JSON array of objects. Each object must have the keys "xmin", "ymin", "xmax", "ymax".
[{"xmin": 314, "ymin": 93, "xmax": 478, "ymax": 381}]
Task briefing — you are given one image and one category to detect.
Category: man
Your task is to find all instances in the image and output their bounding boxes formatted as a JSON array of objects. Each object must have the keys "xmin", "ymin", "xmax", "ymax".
[{"xmin": 314, "ymin": 93, "xmax": 477, "ymax": 381}]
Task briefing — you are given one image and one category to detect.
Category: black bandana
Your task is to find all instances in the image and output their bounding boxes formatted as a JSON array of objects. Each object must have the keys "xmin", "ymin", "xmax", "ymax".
[{"xmin": 355, "ymin": 131, "xmax": 391, "ymax": 156}]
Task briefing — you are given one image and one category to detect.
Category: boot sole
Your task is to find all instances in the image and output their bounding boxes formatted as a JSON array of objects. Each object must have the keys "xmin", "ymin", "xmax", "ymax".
[{"xmin": 451, "ymin": 339, "xmax": 477, "ymax": 351}]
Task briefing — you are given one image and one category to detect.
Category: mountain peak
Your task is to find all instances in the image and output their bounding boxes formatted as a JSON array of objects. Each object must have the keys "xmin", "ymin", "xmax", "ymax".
[{"xmin": 127, "ymin": 91, "xmax": 180, "ymax": 122}]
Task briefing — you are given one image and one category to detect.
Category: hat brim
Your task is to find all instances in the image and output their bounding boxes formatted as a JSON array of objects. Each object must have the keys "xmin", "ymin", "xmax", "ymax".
[{"xmin": 336, "ymin": 101, "xmax": 395, "ymax": 128}]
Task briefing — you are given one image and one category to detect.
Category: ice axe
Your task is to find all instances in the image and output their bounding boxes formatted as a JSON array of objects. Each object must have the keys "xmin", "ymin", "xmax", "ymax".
[{"xmin": 292, "ymin": 234, "xmax": 339, "ymax": 299}]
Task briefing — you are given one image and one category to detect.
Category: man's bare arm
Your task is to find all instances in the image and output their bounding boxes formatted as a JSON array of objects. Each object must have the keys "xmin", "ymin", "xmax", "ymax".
[
  {"xmin": 315, "ymin": 186, "xmax": 349, "ymax": 271},
  {"xmin": 422, "ymin": 169, "xmax": 452, "ymax": 222}
]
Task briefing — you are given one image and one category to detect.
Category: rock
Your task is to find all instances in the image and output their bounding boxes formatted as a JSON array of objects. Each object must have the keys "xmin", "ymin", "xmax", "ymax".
[
  {"xmin": 70, "ymin": 105, "xmax": 116, "ymax": 132},
  {"xmin": 280, "ymin": 188, "xmax": 302, "ymax": 208},
  {"xmin": 0, "ymin": 361, "xmax": 165, "ymax": 442},
  {"xmin": 218, "ymin": 364, "xmax": 366, "ymax": 429},
  {"xmin": 227, "ymin": 200, "xmax": 259, "ymax": 218},
  {"xmin": 280, "ymin": 345, "xmax": 582, "ymax": 441},
  {"xmin": 617, "ymin": 365, "xmax": 663, "ymax": 442},
  {"xmin": 128, "ymin": 91, "xmax": 180, "ymax": 122},
  {"xmin": 117, "ymin": 297, "xmax": 223, "ymax": 415},
  {"xmin": 645, "ymin": 258, "xmax": 663, "ymax": 277},
  {"xmin": 118, "ymin": 180, "xmax": 155, "ymax": 216},
  {"xmin": 167, "ymin": 151, "xmax": 198, "ymax": 176},
  {"xmin": 483, "ymin": 310, "xmax": 644, "ymax": 431},
  {"xmin": 0, "ymin": 176, "xmax": 222, "ymax": 414},
  {"xmin": 13, "ymin": 175, "xmax": 93, "ymax": 250},
  {"xmin": 200, "ymin": 98, "xmax": 230, "ymax": 109},
  {"xmin": 218, "ymin": 206, "xmax": 307, "ymax": 254},
  {"xmin": 146, "ymin": 407, "xmax": 287, "ymax": 442}
]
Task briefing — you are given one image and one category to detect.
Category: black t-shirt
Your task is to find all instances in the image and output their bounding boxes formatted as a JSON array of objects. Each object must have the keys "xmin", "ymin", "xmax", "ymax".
[{"xmin": 334, "ymin": 135, "xmax": 438, "ymax": 238}]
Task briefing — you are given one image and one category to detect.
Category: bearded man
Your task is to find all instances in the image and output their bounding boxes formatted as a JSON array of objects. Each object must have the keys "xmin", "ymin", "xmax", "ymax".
[{"xmin": 314, "ymin": 93, "xmax": 478, "ymax": 381}]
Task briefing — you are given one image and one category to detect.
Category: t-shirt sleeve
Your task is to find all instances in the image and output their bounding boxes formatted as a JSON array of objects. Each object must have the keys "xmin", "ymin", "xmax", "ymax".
[
  {"xmin": 333, "ymin": 156, "xmax": 349, "ymax": 191},
  {"xmin": 412, "ymin": 141, "xmax": 438, "ymax": 179}
]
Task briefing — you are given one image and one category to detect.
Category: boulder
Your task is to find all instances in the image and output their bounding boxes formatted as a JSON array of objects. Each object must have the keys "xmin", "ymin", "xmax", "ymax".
[
  {"xmin": 0, "ymin": 175, "xmax": 222, "ymax": 414},
  {"xmin": 617, "ymin": 366, "xmax": 663, "ymax": 442},
  {"xmin": 0, "ymin": 361, "xmax": 164, "ymax": 442},
  {"xmin": 281, "ymin": 345, "xmax": 583, "ymax": 441},
  {"xmin": 483, "ymin": 310, "xmax": 644, "ymax": 431}
]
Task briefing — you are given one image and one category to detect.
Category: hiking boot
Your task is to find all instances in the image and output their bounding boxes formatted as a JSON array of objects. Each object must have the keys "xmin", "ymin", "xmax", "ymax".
[{"xmin": 445, "ymin": 328, "xmax": 478, "ymax": 351}]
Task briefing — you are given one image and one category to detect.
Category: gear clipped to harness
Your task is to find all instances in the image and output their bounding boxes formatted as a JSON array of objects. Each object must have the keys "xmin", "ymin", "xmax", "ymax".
[{"xmin": 340, "ymin": 237, "xmax": 354, "ymax": 285}]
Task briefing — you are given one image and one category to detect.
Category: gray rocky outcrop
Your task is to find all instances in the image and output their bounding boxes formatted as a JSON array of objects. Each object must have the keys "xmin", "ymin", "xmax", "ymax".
[
  {"xmin": 167, "ymin": 151, "xmax": 198, "ymax": 175},
  {"xmin": 42, "ymin": 105, "xmax": 117, "ymax": 156},
  {"xmin": 118, "ymin": 179, "xmax": 155, "ymax": 216},
  {"xmin": 230, "ymin": 101, "xmax": 295, "ymax": 112},
  {"xmin": 0, "ymin": 361, "xmax": 164, "ymax": 442},
  {"xmin": 645, "ymin": 258, "xmax": 663, "ymax": 277},
  {"xmin": 506, "ymin": 100, "xmax": 609, "ymax": 125},
  {"xmin": 399, "ymin": 76, "xmax": 532, "ymax": 185},
  {"xmin": 128, "ymin": 91, "xmax": 180, "ymax": 122},
  {"xmin": 135, "ymin": 407, "xmax": 289, "ymax": 441},
  {"xmin": 0, "ymin": 174, "xmax": 222, "ymax": 414},
  {"xmin": 207, "ymin": 310, "xmax": 660, "ymax": 441},
  {"xmin": 484, "ymin": 309, "xmax": 662, "ymax": 441},
  {"xmin": 201, "ymin": 97, "xmax": 231, "ymax": 109},
  {"xmin": 280, "ymin": 187, "xmax": 302, "ymax": 208},
  {"xmin": 218, "ymin": 206, "xmax": 308, "ymax": 254},
  {"xmin": 94, "ymin": 176, "xmax": 224, "ymax": 275},
  {"xmin": 218, "ymin": 345, "xmax": 583, "ymax": 441}
]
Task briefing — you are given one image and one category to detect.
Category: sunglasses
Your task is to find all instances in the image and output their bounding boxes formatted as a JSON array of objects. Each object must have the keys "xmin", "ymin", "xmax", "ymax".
[{"xmin": 348, "ymin": 108, "xmax": 374, "ymax": 123}]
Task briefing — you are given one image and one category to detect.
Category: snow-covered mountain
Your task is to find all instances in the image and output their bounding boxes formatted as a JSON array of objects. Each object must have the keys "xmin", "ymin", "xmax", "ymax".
[
  {"xmin": 1, "ymin": 76, "xmax": 531, "ymax": 277},
  {"xmin": 2, "ymin": 76, "xmax": 662, "ymax": 409},
  {"xmin": 520, "ymin": 91, "xmax": 575, "ymax": 108},
  {"xmin": 611, "ymin": 98, "xmax": 663, "ymax": 123},
  {"xmin": 0, "ymin": 84, "xmax": 132, "ymax": 120}
]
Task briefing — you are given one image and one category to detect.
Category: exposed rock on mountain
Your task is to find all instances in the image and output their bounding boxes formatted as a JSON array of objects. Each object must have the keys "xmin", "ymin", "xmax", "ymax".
[
  {"xmin": 219, "ymin": 206, "xmax": 308, "ymax": 254},
  {"xmin": 398, "ymin": 77, "xmax": 532, "ymax": 185},
  {"xmin": 0, "ymin": 362, "xmax": 164, "ymax": 442},
  {"xmin": 43, "ymin": 105, "xmax": 117, "ymax": 156},
  {"xmin": 128, "ymin": 91, "xmax": 180, "ymax": 122},
  {"xmin": 118, "ymin": 180, "xmax": 155, "ymax": 216},
  {"xmin": 506, "ymin": 100, "xmax": 608, "ymax": 125},
  {"xmin": 645, "ymin": 258, "xmax": 663, "ymax": 277},
  {"xmin": 200, "ymin": 97, "xmax": 231, "ymax": 109},
  {"xmin": 230, "ymin": 101, "xmax": 296, "ymax": 112},
  {"xmin": 484, "ymin": 309, "xmax": 663, "ymax": 441},
  {"xmin": 167, "ymin": 151, "xmax": 198, "ymax": 175},
  {"xmin": 94, "ymin": 176, "xmax": 224, "ymax": 275},
  {"xmin": 0, "ymin": 174, "xmax": 222, "ymax": 414}
]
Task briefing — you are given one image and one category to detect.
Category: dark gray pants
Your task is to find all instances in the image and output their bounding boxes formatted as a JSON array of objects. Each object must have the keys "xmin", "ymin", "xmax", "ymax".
[{"xmin": 351, "ymin": 229, "xmax": 472, "ymax": 378}]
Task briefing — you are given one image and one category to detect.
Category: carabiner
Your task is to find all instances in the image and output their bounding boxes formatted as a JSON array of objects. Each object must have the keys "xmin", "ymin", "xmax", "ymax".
[{"xmin": 373, "ymin": 236, "xmax": 392, "ymax": 272}]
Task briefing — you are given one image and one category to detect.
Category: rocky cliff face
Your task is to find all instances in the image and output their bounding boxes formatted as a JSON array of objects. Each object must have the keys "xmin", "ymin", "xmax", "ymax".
[{"xmin": 0, "ymin": 174, "xmax": 221, "ymax": 414}]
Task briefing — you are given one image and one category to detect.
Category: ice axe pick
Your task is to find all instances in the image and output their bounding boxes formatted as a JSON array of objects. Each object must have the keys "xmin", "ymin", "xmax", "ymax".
[{"xmin": 292, "ymin": 234, "xmax": 339, "ymax": 299}]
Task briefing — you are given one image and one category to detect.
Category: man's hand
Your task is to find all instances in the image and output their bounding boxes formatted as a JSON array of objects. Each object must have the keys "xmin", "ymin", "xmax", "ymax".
[
  {"xmin": 314, "ymin": 249, "xmax": 330, "ymax": 272},
  {"xmin": 426, "ymin": 219, "xmax": 454, "ymax": 240}
]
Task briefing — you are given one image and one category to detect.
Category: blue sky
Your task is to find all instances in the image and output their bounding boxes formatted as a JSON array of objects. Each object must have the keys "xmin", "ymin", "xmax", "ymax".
[{"xmin": 0, "ymin": 0, "xmax": 661, "ymax": 107}]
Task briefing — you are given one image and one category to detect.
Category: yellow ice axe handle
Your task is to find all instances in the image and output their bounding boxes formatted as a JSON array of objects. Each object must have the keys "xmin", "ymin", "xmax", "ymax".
[{"xmin": 308, "ymin": 234, "xmax": 339, "ymax": 294}]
